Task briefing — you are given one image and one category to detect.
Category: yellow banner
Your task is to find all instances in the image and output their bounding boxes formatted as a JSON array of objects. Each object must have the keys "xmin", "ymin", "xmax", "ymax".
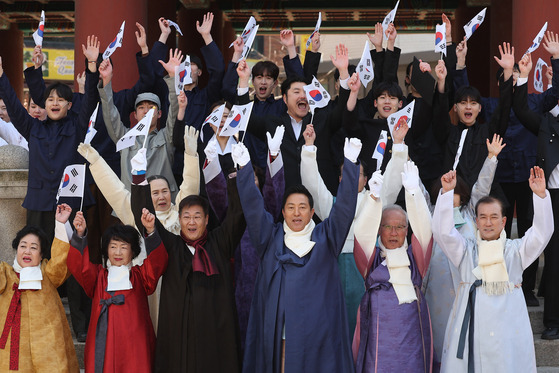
[{"xmin": 23, "ymin": 47, "xmax": 74, "ymax": 81}]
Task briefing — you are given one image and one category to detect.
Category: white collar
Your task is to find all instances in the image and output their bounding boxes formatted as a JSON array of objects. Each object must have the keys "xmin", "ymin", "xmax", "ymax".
[
  {"xmin": 283, "ymin": 220, "xmax": 316, "ymax": 258},
  {"xmin": 13, "ymin": 258, "xmax": 43, "ymax": 290},
  {"xmin": 107, "ymin": 263, "xmax": 133, "ymax": 291}
]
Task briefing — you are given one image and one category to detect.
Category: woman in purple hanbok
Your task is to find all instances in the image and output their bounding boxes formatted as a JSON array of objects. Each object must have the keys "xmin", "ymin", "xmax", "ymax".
[{"xmin": 353, "ymin": 161, "xmax": 433, "ymax": 373}]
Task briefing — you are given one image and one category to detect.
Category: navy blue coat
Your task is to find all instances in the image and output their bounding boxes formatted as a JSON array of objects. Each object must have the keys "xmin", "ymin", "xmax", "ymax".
[
  {"xmin": 237, "ymin": 158, "xmax": 357, "ymax": 373},
  {"xmin": 0, "ymin": 69, "xmax": 99, "ymax": 211}
]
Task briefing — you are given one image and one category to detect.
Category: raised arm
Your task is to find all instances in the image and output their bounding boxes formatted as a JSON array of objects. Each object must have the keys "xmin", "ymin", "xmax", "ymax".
[
  {"xmin": 78, "ymin": 143, "xmax": 135, "ymax": 225},
  {"xmin": 45, "ymin": 204, "xmax": 73, "ymax": 288},
  {"xmin": 489, "ymin": 42, "xmax": 515, "ymax": 137},
  {"xmin": 176, "ymin": 126, "xmax": 201, "ymax": 205},
  {"xmin": 23, "ymin": 45, "xmax": 47, "ymax": 108},
  {"xmin": 300, "ymin": 124, "xmax": 334, "ymax": 220},
  {"xmin": 98, "ymin": 59, "xmax": 128, "ymax": 143},
  {"xmin": 280, "ymin": 30, "xmax": 305, "ymax": 78},
  {"xmin": 380, "ymin": 121, "xmax": 409, "ymax": 205},
  {"xmin": 138, "ymin": 209, "xmax": 169, "ymax": 295},
  {"xmin": 513, "ymin": 52, "xmax": 542, "ymax": 135},
  {"xmin": 518, "ymin": 167, "xmax": 554, "ymax": 269},
  {"xmin": 432, "ymin": 170, "xmax": 467, "ymax": 268}
]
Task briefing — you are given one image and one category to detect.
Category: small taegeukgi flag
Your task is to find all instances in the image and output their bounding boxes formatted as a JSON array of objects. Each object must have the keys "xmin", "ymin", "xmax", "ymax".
[
  {"xmin": 387, "ymin": 100, "xmax": 415, "ymax": 139},
  {"xmin": 32, "ymin": 11, "xmax": 45, "ymax": 47},
  {"xmin": 200, "ymin": 104, "xmax": 226, "ymax": 141},
  {"xmin": 167, "ymin": 20, "xmax": 183, "ymax": 36},
  {"xmin": 84, "ymin": 103, "xmax": 99, "ymax": 145},
  {"xmin": 116, "ymin": 107, "xmax": 154, "ymax": 151},
  {"xmin": 382, "ymin": 0, "xmax": 400, "ymax": 40},
  {"xmin": 56, "ymin": 164, "xmax": 86, "ymax": 202},
  {"xmin": 231, "ymin": 16, "xmax": 257, "ymax": 48},
  {"xmin": 306, "ymin": 12, "xmax": 322, "ymax": 48},
  {"xmin": 526, "ymin": 22, "xmax": 548, "ymax": 55},
  {"xmin": 175, "ymin": 55, "xmax": 193, "ymax": 95},
  {"xmin": 357, "ymin": 41, "xmax": 374, "ymax": 88},
  {"xmin": 463, "ymin": 8, "xmax": 486, "ymax": 40},
  {"xmin": 534, "ymin": 58, "xmax": 548, "ymax": 93},
  {"xmin": 103, "ymin": 21, "xmax": 126, "ymax": 60},
  {"xmin": 372, "ymin": 130, "xmax": 387, "ymax": 171},
  {"xmin": 435, "ymin": 23, "xmax": 447, "ymax": 56},
  {"xmin": 220, "ymin": 102, "xmax": 254, "ymax": 137},
  {"xmin": 304, "ymin": 76, "xmax": 331, "ymax": 114}
]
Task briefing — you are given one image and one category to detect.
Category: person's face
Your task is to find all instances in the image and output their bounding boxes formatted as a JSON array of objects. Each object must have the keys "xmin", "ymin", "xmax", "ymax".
[
  {"xmin": 374, "ymin": 92, "xmax": 402, "ymax": 119},
  {"xmin": 282, "ymin": 193, "xmax": 315, "ymax": 232},
  {"xmin": 0, "ymin": 99, "xmax": 10, "ymax": 123},
  {"xmin": 283, "ymin": 82, "xmax": 309, "ymax": 121},
  {"xmin": 454, "ymin": 97, "xmax": 481, "ymax": 127},
  {"xmin": 339, "ymin": 164, "xmax": 368, "ymax": 192},
  {"xmin": 379, "ymin": 209, "xmax": 408, "ymax": 250},
  {"xmin": 150, "ymin": 178, "xmax": 171, "ymax": 212},
  {"xmin": 134, "ymin": 101, "xmax": 161, "ymax": 131},
  {"xmin": 476, "ymin": 202, "xmax": 506, "ymax": 241},
  {"xmin": 107, "ymin": 239, "xmax": 133, "ymax": 266},
  {"xmin": 180, "ymin": 205, "xmax": 209, "ymax": 241},
  {"xmin": 16, "ymin": 233, "xmax": 42, "ymax": 268},
  {"xmin": 210, "ymin": 107, "xmax": 230, "ymax": 136},
  {"xmin": 253, "ymin": 73, "xmax": 277, "ymax": 101},
  {"xmin": 45, "ymin": 90, "xmax": 72, "ymax": 121},
  {"xmin": 189, "ymin": 63, "xmax": 201, "ymax": 86},
  {"xmin": 28, "ymin": 99, "xmax": 47, "ymax": 121}
]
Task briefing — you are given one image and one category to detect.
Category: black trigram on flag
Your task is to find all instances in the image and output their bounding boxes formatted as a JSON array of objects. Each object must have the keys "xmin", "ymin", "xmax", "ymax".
[
  {"xmin": 137, "ymin": 123, "xmax": 145, "ymax": 132},
  {"xmin": 70, "ymin": 184, "xmax": 78, "ymax": 193},
  {"xmin": 71, "ymin": 168, "xmax": 78, "ymax": 177}
]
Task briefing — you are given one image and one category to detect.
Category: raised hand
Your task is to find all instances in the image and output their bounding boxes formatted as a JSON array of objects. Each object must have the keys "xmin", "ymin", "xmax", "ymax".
[
  {"xmin": 184, "ymin": 125, "xmax": 199, "ymax": 157},
  {"xmin": 368, "ymin": 170, "xmax": 384, "ymax": 199},
  {"xmin": 177, "ymin": 91, "xmax": 188, "ymax": 121},
  {"xmin": 77, "ymin": 142, "xmax": 101, "ymax": 164},
  {"xmin": 98, "ymin": 59, "xmax": 113, "ymax": 86},
  {"xmin": 73, "ymin": 211, "xmax": 86, "ymax": 237},
  {"xmin": 56, "ymin": 203, "xmax": 72, "ymax": 224},
  {"xmin": 367, "ymin": 22, "xmax": 384, "ymax": 52},
  {"xmin": 442, "ymin": 13, "xmax": 452, "ymax": 42},
  {"xmin": 141, "ymin": 208, "xmax": 156, "ymax": 234},
  {"xmin": 303, "ymin": 124, "xmax": 316, "ymax": 146},
  {"xmin": 529, "ymin": 166, "xmax": 547, "ymax": 199},
  {"xmin": 401, "ymin": 161, "xmax": 420, "ymax": 193},
  {"xmin": 82, "ymin": 35, "xmax": 100, "ymax": 64},
  {"xmin": 393, "ymin": 118, "xmax": 409, "ymax": 144},
  {"xmin": 435, "ymin": 59, "xmax": 447, "ymax": 93},
  {"xmin": 311, "ymin": 32, "xmax": 321, "ymax": 52},
  {"xmin": 135, "ymin": 22, "xmax": 148, "ymax": 55},
  {"xmin": 386, "ymin": 23, "xmax": 397, "ymax": 50},
  {"xmin": 494, "ymin": 42, "xmax": 515, "ymax": 81},
  {"xmin": 237, "ymin": 59, "xmax": 251, "ymax": 87},
  {"xmin": 33, "ymin": 45, "xmax": 44, "ymax": 69},
  {"xmin": 330, "ymin": 43, "xmax": 349, "ymax": 79},
  {"xmin": 486, "ymin": 134, "xmax": 506, "ymax": 159},
  {"xmin": 76, "ymin": 71, "xmax": 86, "ymax": 94},
  {"xmin": 266, "ymin": 125, "xmax": 285, "ymax": 157},
  {"xmin": 232, "ymin": 36, "xmax": 244, "ymax": 62},
  {"xmin": 456, "ymin": 37, "xmax": 468, "ymax": 66},
  {"xmin": 441, "ymin": 170, "xmax": 457, "ymax": 194},
  {"xmin": 543, "ymin": 31, "xmax": 559, "ymax": 59},
  {"xmin": 159, "ymin": 48, "xmax": 183, "ymax": 77},
  {"xmin": 158, "ymin": 17, "xmax": 171, "ymax": 44},
  {"xmin": 231, "ymin": 142, "xmax": 251, "ymax": 168},
  {"xmin": 279, "ymin": 29, "xmax": 295, "ymax": 48},
  {"xmin": 546, "ymin": 65, "xmax": 553, "ymax": 86},
  {"xmin": 196, "ymin": 12, "xmax": 214, "ymax": 45},
  {"xmin": 518, "ymin": 52, "xmax": 532, "ymax": 78},
  {"xmin": 348, "ymin": 72, "xmax": 360, "ymax": 94},
  {"xmin": 344, "ymin": 137, "xmax": 362, "ymax": 164},
  {"xmin": 419, "ymin": 59, "xmax": 432, "ymax": 73}
]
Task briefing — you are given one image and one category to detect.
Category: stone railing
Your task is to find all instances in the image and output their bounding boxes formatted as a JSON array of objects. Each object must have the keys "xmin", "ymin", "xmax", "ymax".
[{"xmin": 0, "ymin": 145, "xmax": 28, "ymax": 264}]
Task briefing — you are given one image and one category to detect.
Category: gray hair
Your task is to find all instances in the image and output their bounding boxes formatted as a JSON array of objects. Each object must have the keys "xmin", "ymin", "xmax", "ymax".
[{"xmin": 381, "ymin": 204, "xmax": 409, "ymax": 225}]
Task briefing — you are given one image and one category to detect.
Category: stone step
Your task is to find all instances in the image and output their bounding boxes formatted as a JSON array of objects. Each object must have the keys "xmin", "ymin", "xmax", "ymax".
[
  {"xmin": 538, "ymin": 368, "xmax": 559, "ymax": 373},
  {"xmin": 536, "ymin": 336, "xmax": 559, "ymax": 367}
]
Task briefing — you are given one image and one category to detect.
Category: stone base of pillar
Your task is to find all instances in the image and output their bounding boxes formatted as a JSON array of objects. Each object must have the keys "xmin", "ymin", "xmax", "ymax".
[{"xmin": 0, "ymin": 145, "xmax": 28, "ymax": 264}]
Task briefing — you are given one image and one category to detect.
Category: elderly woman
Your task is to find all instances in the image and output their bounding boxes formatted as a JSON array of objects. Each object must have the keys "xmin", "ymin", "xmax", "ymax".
[{"xmin": 0, "ymin": 204, "xmax": 78, "ymax": 372}]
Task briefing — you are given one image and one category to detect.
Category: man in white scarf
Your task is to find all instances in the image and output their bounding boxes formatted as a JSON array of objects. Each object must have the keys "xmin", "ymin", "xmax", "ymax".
[{"xmin": 432, "ymin": 166, "xmax": 553, "ymax": 373}]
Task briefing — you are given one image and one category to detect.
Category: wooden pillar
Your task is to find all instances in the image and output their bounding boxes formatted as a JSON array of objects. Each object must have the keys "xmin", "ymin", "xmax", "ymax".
[
  {"xmin": 74, "ymin": 0, "xmax": 148, "ymax": 92},
  {"xmin": 0, "ymin": 24, "xmax": 24, "ymax": 102},
  {"xmin": 512, "ymin": 0, "xmax": 559, "ymax": 94}
]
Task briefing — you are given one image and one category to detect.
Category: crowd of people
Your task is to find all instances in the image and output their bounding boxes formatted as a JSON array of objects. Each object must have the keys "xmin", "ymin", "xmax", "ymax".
[{"xmin": 0, "ymin": 9, "xmax": 558, "ymax": 373}]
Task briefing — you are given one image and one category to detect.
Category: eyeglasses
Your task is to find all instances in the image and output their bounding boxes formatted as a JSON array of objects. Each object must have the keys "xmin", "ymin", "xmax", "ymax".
[
  {"xmin": 182, "ymin": 215, "xmax": 203, "ymax": 223},
  {"xmin": 381, "ymin": 224, "xmax": 408, "ymax": 232}
]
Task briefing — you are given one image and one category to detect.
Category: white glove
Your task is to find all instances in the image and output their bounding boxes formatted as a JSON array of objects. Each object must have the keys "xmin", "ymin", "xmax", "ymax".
[
  {"xmin": 77, "ymin": 143, "xmax": 100, "ymax": 164},
  {"xmin": 368, "ymin": 170, "xmax": 384, "ymax": 199},
  {"xmin": 184, "ymin": 126, "xmax": 199, "ymax": 157},
  {"xmin": 204, "ymin": 137, "xmax": 219, "ymax": 161},
  {"xmin": 266, "ymin": 125, "xmax": 285, "ymax": 157},
  {"xmin": 344, "ymin": 137, "xmax": 362, "ymax": 163},
  {"xmin": 231, "ymin": 142, "xmax": 250, "ymax": 168},
  {"xmin": 401, "ymin": 160, "xmax": 420, "ymax": 194},
  {"xmin": 131, "ymin": 148, "xmax": 147, "ymax": 175}
]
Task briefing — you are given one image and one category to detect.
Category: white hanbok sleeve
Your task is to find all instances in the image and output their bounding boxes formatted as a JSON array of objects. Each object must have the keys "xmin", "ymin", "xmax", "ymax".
[
  {"xmin": 432, "ymin": 189, "xmax": 466, "ymax": 268},
  {"xmin": 353, "ymin": 195, "xmax": 382, "ymax": 277},
  {"xmin": 465, "ymin": 156, "xmax": 497, "ymax": 215},
  {"xmin": 518, "ymin": 191, "xmax": 554, "ymax": 269},
  {"xmin": 300, "ymin": 145, "xmax": 333, "ymax": 220},
  {"xmin": 380, "ymin": 143, "xmax": 407, "ymax": 206}
]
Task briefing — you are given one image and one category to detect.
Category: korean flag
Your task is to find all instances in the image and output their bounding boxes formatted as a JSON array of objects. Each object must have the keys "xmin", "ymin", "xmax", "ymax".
[
  {"xmin": 534, "ymin": 58, "xmax": 548, "ymax": 93},
  {"xmin": 387, "ymin": 100, "xmax": 415, "ymax": 139},
  {"xmin": 116, "ymin": 107, "xmax": 154, "ymax": 151},
  {"xmin": 435, "ymin": 23, "xmax": 447, "ymax": 56},
  {"xmin": 56, "ymin": 164, "xmax": 86, "ymax": 202},
  {"xmin": 103, "ymin": 21, "xmax": 126, "ymax": 60},
  {"xmin": 84, "ymin": 103, "xmax": 99, "ymax": 145},
  {"xmin": 526, "ymin": 22, "xmax": 548, "ymax": 55},
  {"xmin": 175, "ymin": 55, "xmax": 193, "ymax": 95},
  {"xmin": 32, "ymin": 11, "xmax": 46, "ymax": 47},
  {"xmin": 357, "ymin": 41, "xmax": 375, "ymax": 88},
  {"xmin": 200, "ymin": 104, "xmax": 226, "ymax": 141},
  {"xmin": 304, "ymin": 76, "xmax": 331, "ymax": 114},
  {"xmin": 220, "ymin": 102, "xmax": 254, "ymax": 137},
  {"xmin": 372, "ymin": 130, "xmax": 388, "ymax": 171},
  {"xmin": 382, "ymin": 1, "xmax": 400, "ymax": 40},
  {"xmin": 463, "ymin": 8, "xmax": 486, "ymax": 40}
]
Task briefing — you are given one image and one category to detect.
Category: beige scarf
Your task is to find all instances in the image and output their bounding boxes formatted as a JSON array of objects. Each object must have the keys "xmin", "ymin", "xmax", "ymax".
[
  {"xmin": 13, "ymin": 258, "xmax": 43, "ymax": 290},
  {"xmin": 475, "ymin": 230, "xmax": 512, "ymax": 295},
  {"xmin": 157, "ymin": 204, "xmax": 180, "ymax": 235},
  {"xmin": 379, "ymin": 239, "xmax": 417, "ymax": 304},
  {"xmin": 283, "ymin": 220, "xmax": 316, "ymax": 258}
]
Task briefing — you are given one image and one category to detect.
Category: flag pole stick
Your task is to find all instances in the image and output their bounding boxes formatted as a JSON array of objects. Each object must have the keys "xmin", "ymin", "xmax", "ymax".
[
  {"xmin": 241, "ymin": 116, "xmax": 249, "ymax": 143},
  {"xmin": 79, "ymin": 163, "xmax": 86, "ymax": 212},
  {"xmin": 310, "ymin": 111, "xmax": 315, "ymax": 125}
]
